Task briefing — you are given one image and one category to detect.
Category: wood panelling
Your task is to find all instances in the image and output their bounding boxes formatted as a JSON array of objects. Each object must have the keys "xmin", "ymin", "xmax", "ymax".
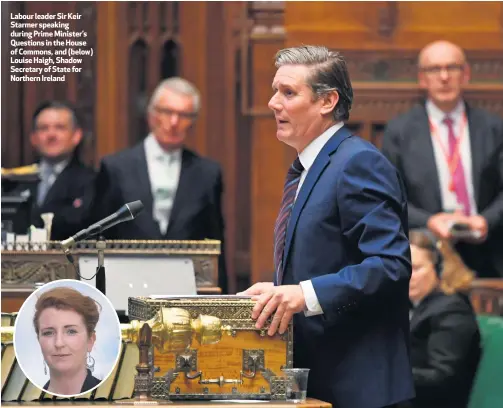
[
  {"xmin": 95, "ymin": 1, "xmax": 128, "ymax": 160},
  {"xmin": 1, "ymin": 2, "xmax": 22, "ymax": 168},
  {"xmin": 285, "ymin": 2, "xmax": 503, "ymax": 50}
]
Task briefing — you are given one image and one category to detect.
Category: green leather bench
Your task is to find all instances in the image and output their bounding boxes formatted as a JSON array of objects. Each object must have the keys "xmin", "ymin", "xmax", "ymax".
[{"xmin": 468, "ymin": 314, "xmax": 503, "ymax": 408}]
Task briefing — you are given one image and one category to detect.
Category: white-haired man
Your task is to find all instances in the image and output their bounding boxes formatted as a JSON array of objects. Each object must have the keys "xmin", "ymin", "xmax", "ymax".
[{"xmin": 88, "ymin": 77, "xmax": 227, "ymax": 293}]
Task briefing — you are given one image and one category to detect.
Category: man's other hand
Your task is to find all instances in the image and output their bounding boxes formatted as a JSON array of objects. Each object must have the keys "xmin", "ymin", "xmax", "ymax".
[
  {"xmin": 236, "ymin": 282, "xmax": 274, "ymax": 296},
  {"xmin": 427, "ymin": 212, "xmax": 468, "ymax": 240},
  {"xmin": 464, "ymin": 215, "xmax": 488, "ymax": 243}
]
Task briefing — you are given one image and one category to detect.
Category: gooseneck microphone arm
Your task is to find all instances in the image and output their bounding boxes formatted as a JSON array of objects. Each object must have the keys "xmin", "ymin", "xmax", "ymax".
[
  {"xmin": 60, "ymin": 200, "xmax": 144, "ymax": 294},
  {"xmin": 60, "ymin": 200, "xmax": 144, "ymax": 252}
]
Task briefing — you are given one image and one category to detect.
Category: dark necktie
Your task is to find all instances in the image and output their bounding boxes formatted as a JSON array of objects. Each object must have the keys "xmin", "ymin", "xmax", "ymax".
[
  {"xmin": 274, "ymin": 157, "xmax": 304, "ymax": 285},
  {"xmin": 443, "ymin": 116, "xmax": 471, "ymax": 215}
]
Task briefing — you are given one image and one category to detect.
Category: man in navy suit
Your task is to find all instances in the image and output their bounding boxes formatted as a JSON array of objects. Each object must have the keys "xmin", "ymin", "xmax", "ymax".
[{"xmin": 239, "ymin": 46, "xmax": 415, "ymax": 408}]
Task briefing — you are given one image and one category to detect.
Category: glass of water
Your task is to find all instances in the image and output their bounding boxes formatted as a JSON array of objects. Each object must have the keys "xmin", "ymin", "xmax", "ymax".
[{"xmin": 281, "ymin": 368, "xmax": 310, "ymax": 403}]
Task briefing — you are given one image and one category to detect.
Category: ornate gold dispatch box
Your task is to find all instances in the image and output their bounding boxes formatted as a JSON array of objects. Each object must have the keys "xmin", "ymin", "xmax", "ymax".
[{"xmin": 126, "ymin": 295, "xmax": 294, "ymax": 400}]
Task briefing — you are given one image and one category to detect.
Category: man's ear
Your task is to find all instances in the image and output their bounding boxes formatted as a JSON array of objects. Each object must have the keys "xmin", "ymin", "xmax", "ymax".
[
  {"xmin": 461, "ymin": 63, "xmax": 471, "ymax": 86},
  {"xmin": 418, "ymin": 71, "xmax": 428, "ymax": 89},
  {"xmin": 71, "ymin": 128, "xmax": 83, "ymax": 148},
  {"xmin": 30, "ymin": 132, "xmax": 39, "ymax": 149},
  {"xmin": 320, "ymin": 90, "xmax": 339, "ymax": 116},
  {"xmin": 147, "ymin": 110, "xmax": 156, "ymax": 131}
]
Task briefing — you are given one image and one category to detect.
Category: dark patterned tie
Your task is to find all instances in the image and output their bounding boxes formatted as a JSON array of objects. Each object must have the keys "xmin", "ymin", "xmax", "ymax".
[{"xmin": 274, "ymin": 157, "xmax": 304, "ymax": 284}]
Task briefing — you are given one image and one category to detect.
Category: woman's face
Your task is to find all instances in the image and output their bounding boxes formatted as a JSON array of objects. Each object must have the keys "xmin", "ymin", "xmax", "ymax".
[
  {"xmin": 37, "ymin": 307, "xmax": 96, "ymax": 376},
  {"xmin": 410, "ymin": 245, "xmax": 439, "ymax": 303}
]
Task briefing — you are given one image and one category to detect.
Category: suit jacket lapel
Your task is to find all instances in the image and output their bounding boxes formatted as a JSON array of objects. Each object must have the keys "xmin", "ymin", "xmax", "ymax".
[
  {"xmin": 282, "ymin": 127, "xmax": 352, "ymax": 276},
  {"xmin": 466, "ymin": 104, "xmax": 482, "ymax": 204},
  {"xmin": 136, "ymin": 143, "xmax": 159, "ymax": 236},
  {"xmin": 166, "ymin": 149, "xmax": 195, "ymax": 236},
  {"xmin": 413, "ymin": 106, "xmax": 443, "ymax": 211}
]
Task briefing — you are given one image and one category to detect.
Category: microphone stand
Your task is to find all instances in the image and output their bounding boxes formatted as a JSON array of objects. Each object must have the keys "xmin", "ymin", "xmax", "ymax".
[{"xmin": 96, "ymin": 235, "xmax": 106, "ymax": 295}]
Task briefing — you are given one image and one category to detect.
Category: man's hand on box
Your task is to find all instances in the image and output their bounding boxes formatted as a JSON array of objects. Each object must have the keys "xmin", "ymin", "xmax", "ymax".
[{"xmin": 251, "ymin": 285, "xmax": 305, "ymax": 336}]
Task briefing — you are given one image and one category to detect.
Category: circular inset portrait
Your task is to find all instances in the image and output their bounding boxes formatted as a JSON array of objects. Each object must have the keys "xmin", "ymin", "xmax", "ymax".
[{"xmin": 13, "ymin": 279, "xmax": 122, "ymax": 397}]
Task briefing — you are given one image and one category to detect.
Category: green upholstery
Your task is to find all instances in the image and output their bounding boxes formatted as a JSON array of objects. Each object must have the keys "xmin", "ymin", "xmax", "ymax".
[{"xmin": 468, "ymin": 314, "xmax": 503, "ymax": 408}]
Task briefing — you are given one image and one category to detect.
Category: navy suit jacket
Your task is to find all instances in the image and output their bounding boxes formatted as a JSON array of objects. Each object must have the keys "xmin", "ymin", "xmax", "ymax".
[{"xmin": 281, "ymin": 127, "xmax": 415, "ymax": 408}]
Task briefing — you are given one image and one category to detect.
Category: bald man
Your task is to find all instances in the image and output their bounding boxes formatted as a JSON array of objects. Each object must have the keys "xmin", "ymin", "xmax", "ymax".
[{"xmin": 382, "ymin": 40, "xmax": 503, "ymax": 278}]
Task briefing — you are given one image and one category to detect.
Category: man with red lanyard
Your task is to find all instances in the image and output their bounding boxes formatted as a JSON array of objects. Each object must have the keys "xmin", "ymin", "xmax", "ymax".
[{"xmin": 382, "ymin": 40, "xmax": 503, "ymax": 278}]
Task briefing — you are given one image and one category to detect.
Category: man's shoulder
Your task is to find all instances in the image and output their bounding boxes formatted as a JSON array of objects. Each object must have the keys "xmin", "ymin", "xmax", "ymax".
[
  {"xmin": 183, "ymin": 148, "xmax": 222, "ymax": 174},
  {"xmin": 338, "ymin": 132, "xmax": 389, "ymax": 163},
  {"xmin": 101, "ymin": 142, "xmax": 144, "ymax": 167},
  {"xmin": 426, "ymin": 291, "xmax": 475, "ymax": 315},
  {"xmin": 66, "ymin": 158, "xmax": 96, "ymax": 180},
  {"xmin": 467, "ymin": 104, "xmax": 503, "ymax": 127},
  {"xmin": 386, "ymin": 103, "xmax": 426, "ymax": 129}
]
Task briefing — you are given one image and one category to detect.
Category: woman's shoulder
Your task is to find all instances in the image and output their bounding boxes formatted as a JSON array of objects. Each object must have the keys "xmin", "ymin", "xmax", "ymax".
[
  {"xmin": 81, "ymin": 370, "xmax": 102, "ymax": 392},
  {"xmin": 431, "ymin": 291, "xmax": 474, "ymax": 313}
]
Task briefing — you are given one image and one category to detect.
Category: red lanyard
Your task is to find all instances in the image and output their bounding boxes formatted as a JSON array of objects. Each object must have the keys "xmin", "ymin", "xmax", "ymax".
[{"xmin": 429, "ymin": 113, "xmax": 468, "ymax": 192}]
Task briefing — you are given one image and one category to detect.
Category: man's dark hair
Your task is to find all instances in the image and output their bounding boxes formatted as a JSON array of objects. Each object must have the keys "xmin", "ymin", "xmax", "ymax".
[
  {"xmin": 274, "ymin": 45, "xmax": 353, "ymax": 121},
  {"xmin": 32, "ymin": 100, "xmax": 81, "ymax": 131}
]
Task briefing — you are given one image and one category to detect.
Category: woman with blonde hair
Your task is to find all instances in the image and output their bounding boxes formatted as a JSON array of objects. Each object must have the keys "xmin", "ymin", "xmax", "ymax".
[{"xmin": 405, "ymin": 229, "xmax": 481, "ymax": 408}]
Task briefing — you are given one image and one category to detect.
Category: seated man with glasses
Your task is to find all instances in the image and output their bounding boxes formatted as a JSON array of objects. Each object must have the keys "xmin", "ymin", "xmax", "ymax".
[
  {"xmin": 87, "ymin": 77, "xmax": 228, "ymax": 293},
  {"xmin": 382, "ymin": 40, "xmax": 503, "ymax": 278}
]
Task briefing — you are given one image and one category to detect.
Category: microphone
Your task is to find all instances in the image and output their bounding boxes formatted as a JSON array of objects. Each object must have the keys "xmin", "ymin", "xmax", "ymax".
[{"xmin": 60, "ymin": 200, "xmax": 144, "ymax": 251}]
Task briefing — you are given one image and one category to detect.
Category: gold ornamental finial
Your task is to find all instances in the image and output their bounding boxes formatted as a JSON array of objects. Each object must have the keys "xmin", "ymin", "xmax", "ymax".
[{"xmin": 121, "ymin": 307, "xmax": 231, "ymax": 353}]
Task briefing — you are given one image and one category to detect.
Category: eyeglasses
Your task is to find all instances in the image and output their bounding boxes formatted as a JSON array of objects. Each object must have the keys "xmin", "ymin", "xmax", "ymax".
[
  {"xmin": 153, "ymin": 106, "xmax": 197, "ymax": 121},
  {"xmin": 35, "ymin": 123, "xmax": 72, "ymax": 132},
  {"xmin": 420, "ymin": 64, "xmax": 464, "ymax": 75}
]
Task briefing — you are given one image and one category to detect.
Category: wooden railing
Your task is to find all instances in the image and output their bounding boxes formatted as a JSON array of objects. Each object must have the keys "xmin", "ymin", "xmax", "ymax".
[{"xmin": 469, "ymin": 279, "xmax": 503, "ymax": 316}]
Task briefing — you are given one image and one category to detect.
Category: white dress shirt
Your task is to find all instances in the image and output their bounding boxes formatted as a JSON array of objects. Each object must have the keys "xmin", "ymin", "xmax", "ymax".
[
  {"xmin": 295, "ymin": 122, "xmax": 344, "ymax": 317},
  {"xmin": 426, "ymin": 100, "xmax": 477, "ymax": 215},
  {"xmin": 144, "ymin": 134, "xmax": 182, "ymax": 235}
]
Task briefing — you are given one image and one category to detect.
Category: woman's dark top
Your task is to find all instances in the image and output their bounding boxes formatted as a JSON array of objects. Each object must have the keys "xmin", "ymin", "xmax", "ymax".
[
  {"xmin": 407, "ymin": 291, "xmax": 481, "ymax": 408},
  {"xmin": 43, "ymin": 369, "xmax": 101, "ymax": 394}
]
